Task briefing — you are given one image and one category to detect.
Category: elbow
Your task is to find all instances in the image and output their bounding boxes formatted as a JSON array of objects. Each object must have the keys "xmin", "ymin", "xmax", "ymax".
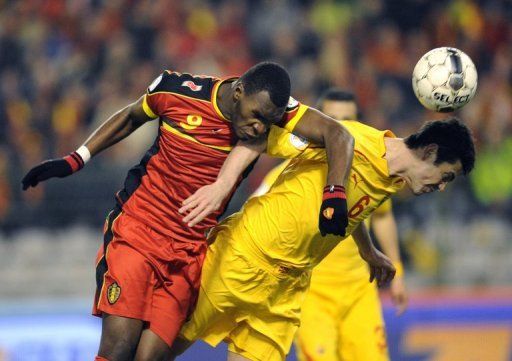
[{"xmin": 327, "ymin": 122, "xmax": 354, "ymax": 149}]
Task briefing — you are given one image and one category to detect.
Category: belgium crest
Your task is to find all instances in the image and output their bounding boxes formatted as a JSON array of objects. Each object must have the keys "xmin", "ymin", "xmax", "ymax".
[{"xmin": 107, "ymin": 282, "xmax": 121, "ymax": 304}]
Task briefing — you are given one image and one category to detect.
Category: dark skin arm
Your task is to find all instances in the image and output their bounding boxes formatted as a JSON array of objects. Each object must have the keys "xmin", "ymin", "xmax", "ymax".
[
  {"xmin": 21, "ymin": 96, "xmax": 153, "ymax": 189},
  {"xmin": 83, "ymin": 96, "xmax": 153, "ymax": 155},
  {"xmin": 179, "ymin": 136, "xmax": 267, "ymax": 226},
  {"xmin": 292, "ymin": 107, "xmax": 354, "ymax": 185},
  {"xmin": 180, "ymin": 106, "xmax": 354, "ymax": 226}
]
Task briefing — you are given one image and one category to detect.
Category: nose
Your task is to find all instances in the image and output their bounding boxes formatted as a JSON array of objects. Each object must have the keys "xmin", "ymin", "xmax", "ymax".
[{"xmin": 253, "ymin": 122, "xmax": 266, "ymax": 136}]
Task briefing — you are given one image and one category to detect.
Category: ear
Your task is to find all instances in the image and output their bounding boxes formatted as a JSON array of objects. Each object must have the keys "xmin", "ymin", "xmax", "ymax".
[
  {"xmin": 233, "ymin": 81, "xmax": 244, "ymax": 102},
  {"xmin": 422, "ymin": 143, "xmax": 438, "ymax": 161}
]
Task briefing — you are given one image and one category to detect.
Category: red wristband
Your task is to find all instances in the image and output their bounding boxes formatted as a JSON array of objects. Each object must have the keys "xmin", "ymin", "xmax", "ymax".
[
  {"xmin": 322, "ymin": 185, "xmax": 346, "ymax": 200},
  {"xmin": 64, "ymin": 151, "xmax": 85, "ymax": 173}
]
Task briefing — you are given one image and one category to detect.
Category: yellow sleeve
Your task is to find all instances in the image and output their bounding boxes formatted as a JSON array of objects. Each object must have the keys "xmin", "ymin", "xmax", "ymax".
[{"xmin": 265, "ymin": 125, "xmax": 327, "ymax": 161}]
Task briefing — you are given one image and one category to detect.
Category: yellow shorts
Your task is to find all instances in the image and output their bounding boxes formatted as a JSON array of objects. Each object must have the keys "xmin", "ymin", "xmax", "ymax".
[
  {"xmin": 180, "ymin": 232, "xmax": 311, "ymax": 361},
  {"xmin": 295, "ymin": 278, "xmax": 389, "ymax": 361}
]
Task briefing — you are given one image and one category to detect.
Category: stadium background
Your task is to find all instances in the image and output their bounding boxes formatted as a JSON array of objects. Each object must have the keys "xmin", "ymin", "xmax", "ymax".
[{"xmin": 0, "ymin": 0, "xmax": 511, "ymax": 360}]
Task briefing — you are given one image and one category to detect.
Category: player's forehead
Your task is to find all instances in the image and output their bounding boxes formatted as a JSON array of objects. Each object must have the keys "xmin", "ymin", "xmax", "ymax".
[{"xmin": 320, "ymin": 100, "xmax": 357, "ymax": 120}]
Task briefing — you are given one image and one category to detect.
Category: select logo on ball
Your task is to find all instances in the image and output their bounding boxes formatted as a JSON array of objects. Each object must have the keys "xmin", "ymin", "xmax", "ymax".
[{"xmin": 433, "ymin": 93, "xmax": 471, "ymax": 104}]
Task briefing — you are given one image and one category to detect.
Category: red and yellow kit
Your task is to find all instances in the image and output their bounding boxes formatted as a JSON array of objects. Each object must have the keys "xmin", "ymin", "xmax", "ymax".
[{"xmin": 93, "ymin": 70, "xmax": 307, "ymax": 347}]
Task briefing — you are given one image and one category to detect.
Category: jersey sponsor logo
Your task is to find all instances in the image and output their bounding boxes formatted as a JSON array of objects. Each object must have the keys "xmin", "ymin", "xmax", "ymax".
[
  {"xmin": 182, "ymin": 80, "xmax": 203, "ymax": 91},
  {"xmin": 322, "ymin": 207, "xmax": 334, "ymax": 220},
  {"xmin": 289, "ymin": 134, "xmax": 309, "ymax": 150},
  {"xmin": 287, "ymin": 96, "xmax": 299, "ymax": 110},
  {"xmin": 107, "ymin": 282, "xmax": 121, "ymax": 304},
  {"xmin": 148, "ymin": 74, "xmax": 163, "ymax": 92},
  {"xmin": 180, "ymin": 114, "xmax": 203, "ymax": 130},
  {"xmin": 351, "ymin": 173, "xmax": 363, "ymax": 189}
]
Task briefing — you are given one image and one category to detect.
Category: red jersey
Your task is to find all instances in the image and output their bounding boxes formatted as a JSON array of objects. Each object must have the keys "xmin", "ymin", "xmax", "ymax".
[{"xmin": 116, "ymin": 70, "xmax": 307, "ymax": 243}]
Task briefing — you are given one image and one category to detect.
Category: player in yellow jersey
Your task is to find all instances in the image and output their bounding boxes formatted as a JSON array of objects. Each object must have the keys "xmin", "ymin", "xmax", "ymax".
[
  {"xmin": 170, "ymin": 112, "xmax": 475, "ymax": 361},
  {"xmin": 253, "ymin": 88, "xmax": 408, "ymax": 361}
]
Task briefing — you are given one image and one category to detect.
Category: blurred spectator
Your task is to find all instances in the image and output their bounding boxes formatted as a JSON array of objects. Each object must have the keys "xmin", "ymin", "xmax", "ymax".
[{"xmin": 0, "ymin": 0, "xmax": 511, "ymax": 285}]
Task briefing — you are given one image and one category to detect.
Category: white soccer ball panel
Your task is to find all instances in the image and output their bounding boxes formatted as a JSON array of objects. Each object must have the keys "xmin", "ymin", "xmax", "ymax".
[
  {"xmin": 460, "ymin": 51, "xmax": 476, "ymax": 68},
  {"xmin": 427, "ymin": 49, "xmax": 448, "ymax": 65},
  {"xmin": 464, "ymin": 65, "xmax": 478, "ymax": 90},
  {"xmin": 416, "ymin": 78, "xmax": 433, "ymax": 98},
  {"xmin": 427, "ymin": 65, "xmax": 450, "ymax": 86},
  {"xmin": 413, "ymin": 58, "xmax": 430, "ymax": 79}
]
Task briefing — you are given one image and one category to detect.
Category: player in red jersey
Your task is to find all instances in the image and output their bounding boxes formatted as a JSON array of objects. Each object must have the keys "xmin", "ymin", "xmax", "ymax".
[{"xmin": 21, "ymin": 62, "xmax": 354, "ymax": 361}]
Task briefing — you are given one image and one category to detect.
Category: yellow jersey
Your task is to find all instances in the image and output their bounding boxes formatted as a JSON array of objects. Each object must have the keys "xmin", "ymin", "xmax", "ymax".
[
  {"xmin": 255, "ymin": 159, "xmax": 393, "ymax": 285},
  {"xmin": 218, "ymin": 120, "xmax": 404, "ymax": 269},
  {"xmin": 311, "ymin": 199, "xmax": 392, "ymax": 286}
]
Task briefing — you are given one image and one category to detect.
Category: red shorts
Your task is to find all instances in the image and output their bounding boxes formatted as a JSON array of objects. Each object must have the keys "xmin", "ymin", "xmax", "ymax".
[{"xmin": 92, "ymin": 207, "xmax": 207, "ymax": 347}]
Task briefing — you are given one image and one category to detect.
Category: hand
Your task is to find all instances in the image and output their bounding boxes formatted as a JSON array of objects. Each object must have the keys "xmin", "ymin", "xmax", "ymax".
[
  {"xmin": 319, "ymin": 185, "xmax": 348, "ymax": 237},
  {"xmin": 360, "ymin": 247, "xmax": 396, "ymax": 286},
  {"xmin": 21, "ymin": 152, "xmax": 84, "ymax": 190},
  {"xmin": 179, "ymin": 180, "xmax": 231, "ymax": 227},
  {"xmin": 390, "ymin": 276, "xmax": 408, "ymax": 316}
]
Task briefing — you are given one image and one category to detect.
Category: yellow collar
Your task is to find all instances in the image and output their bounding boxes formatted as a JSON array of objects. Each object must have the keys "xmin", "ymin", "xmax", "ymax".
[{"xmin": 211, "ymin": 77, "xmax": 238, "ymax": 122}]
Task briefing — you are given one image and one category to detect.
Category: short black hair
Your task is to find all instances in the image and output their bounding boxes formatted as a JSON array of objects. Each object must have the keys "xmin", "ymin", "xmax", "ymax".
[
  {"xmin": 316, "ymin": 87, "xmax": 361, "ymax": 119},
  {"xmin": 405, "ymin": 117, "xmax": 475, "ymax": 175},
  {"xmin": 316, "ymin": 88, "xmax": 356, "ymax": 107},
  {"xmin": 239, "ymin": 62, "xmax": 290, "ymax": 108}
]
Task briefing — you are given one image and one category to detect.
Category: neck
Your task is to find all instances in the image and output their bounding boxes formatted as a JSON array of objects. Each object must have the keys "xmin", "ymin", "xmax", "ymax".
[
  {"xmin": 384, "ymin": 138, "xmax": 411, "ymax": 178},
  {"xmin": 216, "ymin": 81, "xmax": 236, "ymax": 121}
]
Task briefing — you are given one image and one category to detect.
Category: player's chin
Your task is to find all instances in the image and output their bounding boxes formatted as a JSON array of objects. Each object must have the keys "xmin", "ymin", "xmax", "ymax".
[
  {"xmin": 413, "ymin": 187, "xmax": 433, "ymax": 196},
  {"xmin": 412, "ymin": 189, "xmax": 425, "ymax": 196}
]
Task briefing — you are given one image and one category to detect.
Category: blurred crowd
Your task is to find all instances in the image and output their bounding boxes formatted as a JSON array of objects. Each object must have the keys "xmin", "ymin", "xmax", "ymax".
[{"xmin": 0, "ymin": 0, "xmax": 511, "ymax": 250}]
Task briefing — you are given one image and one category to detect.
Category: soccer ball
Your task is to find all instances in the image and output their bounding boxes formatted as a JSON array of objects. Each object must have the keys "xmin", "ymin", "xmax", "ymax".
[{"xmin": 412, "ymin": 47, "xmax": 477, "ymax": 112}]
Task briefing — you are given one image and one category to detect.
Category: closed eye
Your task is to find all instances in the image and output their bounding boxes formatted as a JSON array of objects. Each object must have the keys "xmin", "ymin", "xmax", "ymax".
[
  {"xmin": 442, "ymin": 172, "xmax": 455, "ymax": 183},
  {"xmin": 253, "ymin": 111, "xmax": 267, "ymax": 123}
]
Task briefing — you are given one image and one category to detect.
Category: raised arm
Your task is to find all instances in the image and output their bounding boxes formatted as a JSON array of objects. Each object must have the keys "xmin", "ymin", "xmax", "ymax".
[
  {"xmin": 83, "ymin": 96, "xmax": 152, "ymax": 156},
  {"xmin": 291, "ymin": 107, "xmax": 354, "ymax": 185},
  {"xmin": 351, "ymin": 222, "xmax": 396, "ymax": 286},
  {"xmin": 22, "ymin": 96, "xmax": 152, "ymax": 190},
  {"xmin": 291, "ymin": 107, "xmax": 354, "ymax": 237}
]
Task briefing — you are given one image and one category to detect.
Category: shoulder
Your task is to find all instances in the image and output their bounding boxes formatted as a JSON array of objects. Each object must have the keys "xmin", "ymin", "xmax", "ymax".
[{"xmin": 147, "ymin": 70, "xmax": 217, "ymax": 101}]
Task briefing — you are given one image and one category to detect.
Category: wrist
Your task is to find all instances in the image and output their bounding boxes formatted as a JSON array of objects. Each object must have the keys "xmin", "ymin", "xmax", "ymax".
[
  {"xmin": 322, "ymin": 185, "xmax": 346, "ymax": 200},
  {"xmin": 76, "ymin": 145, "xmax": 91, "ymax": 163},
  {"xmin": 216, "ymin": 175, "xmax": 236, "ymax": 189},
  {"xmin": 63, "ymin": 146, "xmax": 91, "ymax": 173},
  {"xmin": 358, "ymin": 244, "xmax": 376, "ymax": 260}
]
